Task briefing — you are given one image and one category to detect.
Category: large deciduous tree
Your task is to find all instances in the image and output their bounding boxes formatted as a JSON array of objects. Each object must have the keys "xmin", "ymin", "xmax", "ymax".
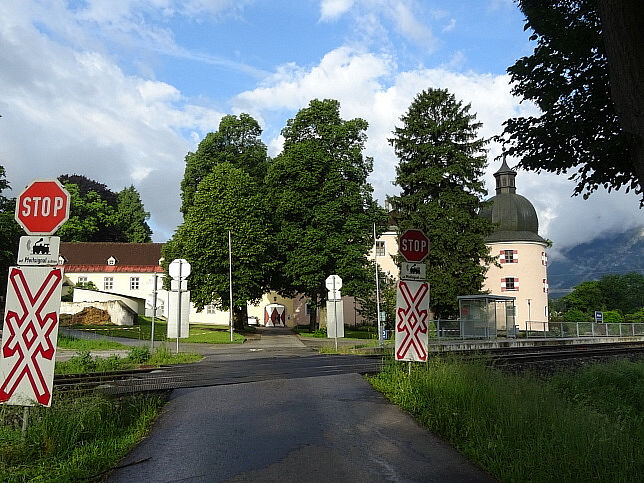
[
  {"xmin": 180, "ymin": 114, "xmax": 269, "ymax": 214},
  {"xmin": 164, "ymin": 164, "xmax": 272, "ymax": 329},
  {"xmin": 390, "ymin": 88, "xmax": 495, "ymax": 319},
  {"xmin": 167, "ymin": 113, "xmax": 272, "ymax": 329},
  {"xmin": 501, "ymin": 0, "xmax": 643, "ymax": 205},
  {"xmin": 266, "ymin": 99, "xmax": 385, "ymax": 330}
]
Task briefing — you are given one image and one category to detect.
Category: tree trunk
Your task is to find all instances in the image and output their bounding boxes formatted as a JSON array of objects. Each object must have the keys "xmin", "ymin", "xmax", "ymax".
[
  {"xmin": 233, "ymin": 305, "xmax": 246, "ymax": 331},
  {"xmin": 597, "ymin": 0, "xmax": 644, "ymax": 199},
  {"xmin": 308, "ymin": 296, "xmax": 318, "ymax": 332}
]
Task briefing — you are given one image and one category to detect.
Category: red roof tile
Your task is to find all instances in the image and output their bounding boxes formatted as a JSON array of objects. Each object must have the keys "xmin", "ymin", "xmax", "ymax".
[{"xmin": 59, "ymin": 242, "xmax": 164, "ymax": 267}]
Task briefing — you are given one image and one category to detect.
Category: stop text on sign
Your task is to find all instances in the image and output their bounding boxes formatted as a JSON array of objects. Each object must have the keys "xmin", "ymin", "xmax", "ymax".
[
  {"xmin": 400, "ymin": 238, "xmax": 427, "ymax": 254},
  {"xmin": 19, "ymin": 196, "xmax": 66, "ymax": 218}
]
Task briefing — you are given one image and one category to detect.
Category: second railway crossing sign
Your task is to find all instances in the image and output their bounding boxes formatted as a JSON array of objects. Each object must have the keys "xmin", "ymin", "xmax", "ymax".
[{"xmin": 395, "ymin": 280, "xmax": 429, "ymax": 362}]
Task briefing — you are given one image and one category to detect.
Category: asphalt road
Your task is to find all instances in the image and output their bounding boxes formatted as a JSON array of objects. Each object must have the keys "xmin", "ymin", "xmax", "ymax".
[{"xmin": 105, "ymin": 328, "xmax": 494, "ymax": 482}]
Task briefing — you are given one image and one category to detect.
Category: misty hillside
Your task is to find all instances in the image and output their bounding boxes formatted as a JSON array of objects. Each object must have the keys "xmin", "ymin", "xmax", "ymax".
[{"xmin": 548, "ymin": 226, "xmax": 644, "ymax": 297}]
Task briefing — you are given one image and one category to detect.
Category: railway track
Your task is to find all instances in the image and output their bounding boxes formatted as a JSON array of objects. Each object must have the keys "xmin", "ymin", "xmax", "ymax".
[{"xmin": 54, "ymin": 341, "xmax": 644, "ymax": 395}]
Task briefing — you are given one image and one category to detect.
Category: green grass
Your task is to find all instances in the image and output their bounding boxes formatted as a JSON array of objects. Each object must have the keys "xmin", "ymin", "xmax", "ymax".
[
  {"xmin": 57, "ymin": 334, "xmax": 129, "ymax": 351},
  {"xmin": 369, "ymin": 358, "xmax": 644, "ymax": 482},
  {"xmin": 70, "ymin": 316, "xmax": 245, "ymax": 344},
  {"xmin": 0, "ymin": 392, "xmax": 166, "ymax": 482},
  {"xmin": 55, "ymin": 345, "xmax": 202, "ymax": 374},
  {"xmin": 293, "ymin": 325, "xmax": 380, "ymax": 340}
]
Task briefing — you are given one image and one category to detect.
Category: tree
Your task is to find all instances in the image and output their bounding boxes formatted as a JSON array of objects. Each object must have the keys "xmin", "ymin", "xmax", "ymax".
[
  {"xmin": 390, "ymin": 88, "xmax": 496, "ymax": 319},
  {"xmin": 501, "ymin": 0, "xmax": 643, "ymax": 204},
  {"xmin": 57, "ymin": 175, "xmax": 153, "ymax": 242},
  {"xmin": 56, "ymin": 182, "xmax": 120, "ymax": 242},
  {"xmin": 0, "ymin": 167, "xmax": 22, "ymax": 296},
  {"xmin": 596, "ymin": 0, "xmax": 644, "ymax": 195},
  {"xmin": 355, "ymin": 269, "xmax": 397, "ymax": 330},
  {"xmin": 164, "ymin": 163, "xmax": 273, "ymax": 330},
  {"xmin": 562, "ymin": 280, "xmax": 604, "ymax": 314},
  {"xmin": 180, "ymin": 114, "xmax": 269, "ymax": 214},
  {"xmin": 266, "ymin": 99, "xmax": 386, "ymax": 330},
  {"xmin": 116, "ymin": 186, "xmax": 152, "ymax": 243}
]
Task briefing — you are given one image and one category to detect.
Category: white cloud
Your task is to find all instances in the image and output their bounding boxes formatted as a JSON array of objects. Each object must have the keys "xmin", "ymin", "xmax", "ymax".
[
  {"xmin": 0, "ymin": 2, "xmax": 224, "ymax": 242},
  {"xmin": 320, "ymin": 0, "xmax": 355, "ymax": 21},
  {"xmin": 442, "ymin": 18, "xmax": 456, "ymax": 33}
]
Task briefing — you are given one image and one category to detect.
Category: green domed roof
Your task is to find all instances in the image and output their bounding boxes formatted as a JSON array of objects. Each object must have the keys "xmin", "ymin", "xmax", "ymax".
[{"xmin": 480, "ymin": 161, "xmax": 547, "ymax": 244}]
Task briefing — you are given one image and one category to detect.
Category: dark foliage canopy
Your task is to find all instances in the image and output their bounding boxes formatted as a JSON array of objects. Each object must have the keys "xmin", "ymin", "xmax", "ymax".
[{"xmin": 501, "ymin": 0, "xmax": 642, "ymax": 204}]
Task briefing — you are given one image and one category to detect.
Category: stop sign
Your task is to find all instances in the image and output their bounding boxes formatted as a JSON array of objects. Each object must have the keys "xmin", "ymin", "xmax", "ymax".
[
  {"xmin": 399, "ymin": 229, "xmax": 429, "ymax": 262},
  {"xmin": 15, "ymin": 179, "xmax": 70, "ymax": 235}
]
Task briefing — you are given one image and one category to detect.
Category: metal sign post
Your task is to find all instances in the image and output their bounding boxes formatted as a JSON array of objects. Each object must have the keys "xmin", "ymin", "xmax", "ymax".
[
  {"xmin": 229, "ymin": 230, "xmax": 233, "ymax": 342},
  {"xmin": 374, "ymin": 223, "xmax": 383, "ymax": 347},
  {"xmin": 168, "ymin": 259, "xmax": 191, "ymax": 354}
]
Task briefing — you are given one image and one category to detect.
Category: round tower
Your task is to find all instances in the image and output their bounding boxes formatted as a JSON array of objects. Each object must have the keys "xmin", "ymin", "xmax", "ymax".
[{"xmin": 479, "ymin": 161, "xmax": 549, "ymax": 331}]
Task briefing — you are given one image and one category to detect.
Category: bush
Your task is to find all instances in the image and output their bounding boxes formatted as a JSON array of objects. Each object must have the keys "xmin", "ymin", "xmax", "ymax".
[
  {"xmin": 563, "ymin": 308, "xmax": 591, "ymax": 322},
  {"xmin": 127, "ymin": 346, "xmax": 151, "ymax": 363},
  {"xmin": 603, "ymin": 310, "xmax": 624, "ymax": 323},
  {"xmin": 625, "ymin": 309, "xmax": 644, "ymax": 323}
]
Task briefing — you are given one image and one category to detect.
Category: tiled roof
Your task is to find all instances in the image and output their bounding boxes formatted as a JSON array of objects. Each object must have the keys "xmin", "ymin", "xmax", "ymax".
[
  {"xmin": 59, "ymin": 242, "xmax": 164, "ymax": 266},
  {"xmin": 62, "ymin": 264, "xmax": 164, "ymax": 273}
]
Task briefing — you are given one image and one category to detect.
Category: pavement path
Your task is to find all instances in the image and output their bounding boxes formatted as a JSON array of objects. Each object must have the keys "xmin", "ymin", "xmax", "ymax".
[{"xmin": 104, "ymin": 327, "xmax": 494, "ymax": 482}]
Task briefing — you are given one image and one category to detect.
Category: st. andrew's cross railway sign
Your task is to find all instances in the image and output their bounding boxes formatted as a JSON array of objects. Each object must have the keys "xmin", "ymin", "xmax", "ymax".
[{"xmin": 0, "ymin": 267, "xmax": 63, "ymax": 406}]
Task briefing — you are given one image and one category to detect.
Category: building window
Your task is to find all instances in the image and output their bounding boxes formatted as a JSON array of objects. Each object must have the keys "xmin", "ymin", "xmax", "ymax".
[
  {"xmin": 130, "ymin": 277, "xmax": 140, "ymax": 290},
  {"xmin": 104, "ymin": 277, "xmax": 113, "ymax": 290},
  {"xmin": 543, "ymin": 278, "xmax": 549, "ymax": 293},
  {"xmin": 500, "ymin": 249, "xmax": 518, "ymax": 264},
  {"xmin": 206, "ymin": 305, "xmax": 216, "ymax": 314},
  {"xmin": 542, "ymin": 251, "xmax": 548, "ymax": 266},
  {"xmin": 305, "ymin": 303, "xmax": 311, "ymax": 315},
  {"xmin": 501, "ymin": 277, "xmax": 519, "ymax": 291},
  {"xmin": 375, "ymin": 241, "xmax": 385, "ymax": 257},
  {"xmin": 107, "ymin": 256, "xmax": 117, "ymax": 266},
  {"xmin": 77, "ymin": 276, "xmax": 87, "ymax": 284}
]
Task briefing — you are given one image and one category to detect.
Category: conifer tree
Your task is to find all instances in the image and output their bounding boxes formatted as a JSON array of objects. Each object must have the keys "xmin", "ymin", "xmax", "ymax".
[{"xmin": 390, "ymin": 88, "xmax": 495, "ymax": 318}]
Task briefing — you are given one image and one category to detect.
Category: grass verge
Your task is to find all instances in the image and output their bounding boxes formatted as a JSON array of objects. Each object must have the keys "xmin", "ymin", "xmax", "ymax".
[
  {"xmin": 57, "ymin": 334, "xmax": 129, "ymax": 351},
  {"xmin": 0, "ymin": 392, "xmax": 166, "ymax": 482},
  {"xmin": 55, "ymin": 345, "xmax": 202, "ymax": 374},
  {"xmin": 368, "ymin": 357, "xmax": 643, "ymax": 482},
  {"xmin": 69, "ymin": 316, "xmax": 246, "ymax": 344}
]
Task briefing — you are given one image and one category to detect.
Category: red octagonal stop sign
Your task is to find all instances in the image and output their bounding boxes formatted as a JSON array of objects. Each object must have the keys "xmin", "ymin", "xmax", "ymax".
[
  {"xmin": 15, "ymin": 179, "xmax": 70, "ymax": 235},
  {"xmin": 399, "ymin": 229, "xmax": 429, "ymax": 263}
]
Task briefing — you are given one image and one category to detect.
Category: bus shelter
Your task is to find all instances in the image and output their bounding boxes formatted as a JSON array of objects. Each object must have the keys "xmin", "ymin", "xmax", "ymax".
[{"xmin": 457, "ymin": 295, "xmax": 516, "ymax": 338}]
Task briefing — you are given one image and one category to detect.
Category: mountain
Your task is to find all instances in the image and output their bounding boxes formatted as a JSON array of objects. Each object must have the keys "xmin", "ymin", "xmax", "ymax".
[{"xmin": 548, "ymin": 226, "xmax": 644, "ymax": 297}]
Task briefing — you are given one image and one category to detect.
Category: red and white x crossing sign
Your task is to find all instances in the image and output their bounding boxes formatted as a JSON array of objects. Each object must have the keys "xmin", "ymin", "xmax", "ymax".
[
  {"xmin": 395, "ymin": 280, "xmax": 429, "ymax": 362},
  {"xmin": 0, "ymin": 266, "xmax": 63, "ymax": 407}
]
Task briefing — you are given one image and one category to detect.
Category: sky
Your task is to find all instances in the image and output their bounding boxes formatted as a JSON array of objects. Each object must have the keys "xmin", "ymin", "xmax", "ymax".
[{"xmin": 0, "ymin": 0, "xmax": 641, "ymax": 258}]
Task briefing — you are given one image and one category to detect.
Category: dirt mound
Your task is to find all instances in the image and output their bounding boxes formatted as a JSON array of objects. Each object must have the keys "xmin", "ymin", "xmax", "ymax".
[{"xmin": 66, "ymin": 306, "xmax": 112, "ymax": 326}]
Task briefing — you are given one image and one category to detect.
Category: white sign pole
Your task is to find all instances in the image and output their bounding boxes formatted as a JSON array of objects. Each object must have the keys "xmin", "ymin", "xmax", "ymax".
[
  {"xmin": 176, "ymin": 261, "xmax": 183, "ymax": 354},
  {"xmin": 229, "ymin": 230, "xmax": 233, "ymax": 342},
  {"xmin": 150, "ymin": 274, "xmax": 157, "ymax": 350},
  {"xmin": 333, "ymin": 276, "xmax": 338, "ymax": 351},
  {"xmin": 374, "ymin": 223, "xmax": 382, "ymax": 346}
]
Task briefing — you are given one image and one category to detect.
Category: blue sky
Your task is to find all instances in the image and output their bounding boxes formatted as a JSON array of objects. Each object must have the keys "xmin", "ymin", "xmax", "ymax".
[{"xmin": 0, "ymin": 0, "xmax": 641, "ymax": 252}]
